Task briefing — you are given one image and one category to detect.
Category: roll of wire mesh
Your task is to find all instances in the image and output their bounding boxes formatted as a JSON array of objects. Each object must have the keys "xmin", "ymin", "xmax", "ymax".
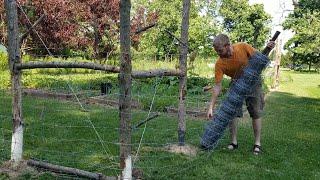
[{"xmin": 200, "ymin": 52, "xmax": 270, "ymax": 150}]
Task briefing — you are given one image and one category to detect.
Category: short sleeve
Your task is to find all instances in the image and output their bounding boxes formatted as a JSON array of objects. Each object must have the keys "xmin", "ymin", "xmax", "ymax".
[
  {"xmin": 214, "ymin": 61, "xmax": 224, "ymax": 84},
  {"xmin": 243, "ymin": 43, "xmax": 256, "ymax": 58}
]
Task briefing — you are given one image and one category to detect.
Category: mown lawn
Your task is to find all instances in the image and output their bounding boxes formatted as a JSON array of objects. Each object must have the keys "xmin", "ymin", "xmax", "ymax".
[{"xmin": 0, "ymin": 70, "xmax": 319, "ymax": 179}]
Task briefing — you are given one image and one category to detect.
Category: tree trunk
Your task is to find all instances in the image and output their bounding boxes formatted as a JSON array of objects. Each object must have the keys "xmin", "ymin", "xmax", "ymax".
[
  {"xmin": 93, "ymin": 18, "xmax": 102, "ymax": 60},
  {"xmin": 309, "ymin": 60, "xmax": 311, "ymax": 71},
  {"xmin": 5, "ymin": 0, "xmax": 23, "ymax": 164},
  {"xmin": 252, "ymin": 27, "xmax": 261, "ymax": 48},
  {"xmin": 178, "ymin": 0, "xmax": 191, "ymax": 146},
  {"xmin": 119, "ymin": 0, "xmax": 132, "ymax": 179}
]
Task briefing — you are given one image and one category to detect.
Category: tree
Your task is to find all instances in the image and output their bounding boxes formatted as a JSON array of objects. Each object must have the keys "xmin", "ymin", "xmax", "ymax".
[
  {"xmin": 219, "ymin": 0, "xmax": 271, "ymax": 49},
  {"xmin": 283, "ymin": 0, "xmax": 320, "ymax": 71},
  {"xmin": 0, "ymin": 2, "xmax": 8, "ymax": 44},
  {"xmin": 135, "ymin": 0, "xmax": 219, "ymax": 58},
  {"xmin": 0, "ymin": 0, "xmax": 155, "ymax": 60}
]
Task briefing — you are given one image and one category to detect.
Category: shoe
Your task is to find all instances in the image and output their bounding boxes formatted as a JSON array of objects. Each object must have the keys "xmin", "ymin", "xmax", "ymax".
[
  {"xmin": 253, "ymin": 144, "xmax": 262, "ymax": 155},
  {"xmin": 227, "ymin": 143, "xmax": 238, "ymax": 150}
]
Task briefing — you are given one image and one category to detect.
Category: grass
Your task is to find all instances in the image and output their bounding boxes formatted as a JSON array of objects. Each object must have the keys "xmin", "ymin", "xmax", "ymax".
[
  {"xmin": 0, "ymin": 89, "xmax": 206, "ymax": 178},
  {"xmin": 1, "ymin": 55, "xmax": 319, "ymax": 179}
]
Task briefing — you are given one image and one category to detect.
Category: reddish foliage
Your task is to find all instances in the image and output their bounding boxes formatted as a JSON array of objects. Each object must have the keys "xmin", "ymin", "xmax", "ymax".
[{"xmin": 0, "ymin": 0, "xmax": 158, "ymax": 58}]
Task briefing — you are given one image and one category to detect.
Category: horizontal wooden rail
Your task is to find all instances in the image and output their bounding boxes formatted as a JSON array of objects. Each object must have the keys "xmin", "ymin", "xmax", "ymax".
[
  {"xmin": 132, "ymin": 69, "xmax": 181, "ymax": 78},
  {"xmin": 27, "ymin": 159, "xmax": 116, "ymax": 180},
  {"xmin": 15, "ymin": 61, "xmax": 182, "ymax": 78},
  {"xmin": 15, "ymin": 61, "xmax": 120, "ymax": 73}
]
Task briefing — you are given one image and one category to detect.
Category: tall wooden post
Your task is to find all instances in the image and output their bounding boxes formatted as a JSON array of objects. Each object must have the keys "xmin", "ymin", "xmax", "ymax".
[
  {"xmin": 5, "ymin": 0, "xmax": 23, "ymax": 164},
  {"xmin": 178, "ymin": 0, "xmax": 191, "ymax": 146},
  {"xmin": 272, "ymin": 38, "xmax": 282, "ymax": 89},
  {"xmin": 119, "ymin": 0, "xmax": 132, "ymax": 179}
]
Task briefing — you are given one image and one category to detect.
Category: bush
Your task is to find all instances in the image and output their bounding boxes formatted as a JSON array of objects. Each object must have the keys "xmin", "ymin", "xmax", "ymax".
[{"xmin": 0, "ymin": 53, "xmax": 8, "ymax": 70}]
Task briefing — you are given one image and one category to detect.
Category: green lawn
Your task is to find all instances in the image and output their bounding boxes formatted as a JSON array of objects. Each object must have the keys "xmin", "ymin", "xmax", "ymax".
[{"xmin": 0, "ymin": 70, "xmax": 319, "ymax": 179}]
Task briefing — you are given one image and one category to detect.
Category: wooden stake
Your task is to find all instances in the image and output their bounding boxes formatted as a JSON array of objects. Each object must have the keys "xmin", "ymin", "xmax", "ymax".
[
  {"xmin": 273, "ymin": 38, "xmax": 282, "ymax": 89},
  {"xmin": 119, "ymin": 0, "xmax": 132, "ymax": 179},
  {"xmin": 178, "ymin": 0, "xmax": 191, "ymax": 146},
  {"xmin": 5, "ymin": 0, "xmax": 24, "ymax": 164}
]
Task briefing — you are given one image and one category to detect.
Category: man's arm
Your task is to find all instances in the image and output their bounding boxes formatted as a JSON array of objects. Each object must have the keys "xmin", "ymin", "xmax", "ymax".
[{"xmin": 207, "ymin": 82, "xmax": 222, "ymax": 120}]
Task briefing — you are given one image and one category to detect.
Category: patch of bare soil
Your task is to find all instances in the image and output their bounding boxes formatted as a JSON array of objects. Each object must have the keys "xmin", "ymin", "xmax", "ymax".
[
  {"xmin": 164, "ymin": 144, "xmax": 198, "ymax": 157},
  {"xmin": 0, "ymin": 160, "xmax": 38, "ymax": 179}
]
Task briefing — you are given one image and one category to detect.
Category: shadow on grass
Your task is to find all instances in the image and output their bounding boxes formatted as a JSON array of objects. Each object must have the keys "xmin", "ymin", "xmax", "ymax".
[{"xmin": 154, "ymin": 91, "xmax": 320, "ymax": 180}]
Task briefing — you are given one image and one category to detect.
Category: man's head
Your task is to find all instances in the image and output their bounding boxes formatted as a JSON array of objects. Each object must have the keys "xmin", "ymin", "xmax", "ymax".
[{"xmin": 213, "ymin": 34, "xmax": 233, "ymax": 58}]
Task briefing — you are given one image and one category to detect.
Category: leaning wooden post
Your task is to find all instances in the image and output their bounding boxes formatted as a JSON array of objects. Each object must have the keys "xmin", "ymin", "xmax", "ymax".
[
  {"xmin": 178, "ymin": 0, "xmax": 191, "ymax": 146},
  {"xmin": 5, "ymin": 0, "xmax": 23, "ymax": 164},
  {"xmin": 119, "ymin": 0, "xmax": 132, "ymax": 179}
]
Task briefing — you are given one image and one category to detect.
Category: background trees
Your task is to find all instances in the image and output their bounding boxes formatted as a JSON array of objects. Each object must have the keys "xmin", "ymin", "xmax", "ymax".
[
  {"xmin": 134, "ymin": 0, "xmax": 219, "ymax": 58},
  {"xmin": 219, "ymin": 0, "xmax": 271, "ymax": 49},
  {"xmin": 283, "ymin": 0, "xmax": 320, "ymax": 71},
  {"xmin": 0, "ymin": 0, "xmax": 276, "ymax": 61}
]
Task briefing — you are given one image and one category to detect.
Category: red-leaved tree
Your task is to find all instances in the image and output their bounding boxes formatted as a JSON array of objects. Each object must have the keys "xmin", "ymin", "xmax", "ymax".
[{"xmin": 0, "ymin": 0, "xmax": 158, "ymax": 60}]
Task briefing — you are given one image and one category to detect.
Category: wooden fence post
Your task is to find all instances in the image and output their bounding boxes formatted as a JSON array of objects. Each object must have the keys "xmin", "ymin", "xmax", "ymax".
[
  {"xmin": 119, "ymin": 0, "xmax": 132, "ymax": 179},
  {"xmin": 272, "ymin": 38, "xmax": 282, "ymax": 89},
  {"xmin": 5, "ymin": 0, "xmax": 23, "ymax": 164},
  {"xmin": 178, "ymin": 0, "xmax": 191, "ymax": 146}
]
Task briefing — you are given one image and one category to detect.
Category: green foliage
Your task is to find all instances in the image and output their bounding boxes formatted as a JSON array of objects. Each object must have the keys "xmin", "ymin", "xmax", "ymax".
[
  {"xmin": 187, "ymin": 76, "xmax": 212, "ymax": 95},
  {"xmin": 219, "ymin": 0, "xmax": 272, "ymax": 49},
  {"xmin": 0, "ymin": 173, "xmax": 9, "ymax": 179},
  {"xmin": 283, "ymin": 0, "xmax": 320, "ymax": 71},
  {"xmin": 137, "ymin": 0, "xmax": 219, "ymax": 58},
  {"xmin": 0, "ymin": 70, "xmax": 10, "ymax": 89},
  {"xmin": 0, "ymin": 53, "xmax": 8, "ymax": 70},
  {"xmin": 280, "ymin": 52, "xmax": 293, "ymax": 68}
]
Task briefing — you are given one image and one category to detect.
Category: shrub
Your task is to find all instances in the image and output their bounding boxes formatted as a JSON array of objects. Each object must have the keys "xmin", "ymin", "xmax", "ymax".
[{"xmin": 0, "ymin": 53, "xmax": 8, "ymax": 70}]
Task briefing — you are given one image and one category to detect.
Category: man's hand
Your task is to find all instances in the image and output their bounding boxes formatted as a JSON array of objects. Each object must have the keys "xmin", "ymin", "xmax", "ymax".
[
  {"xmin": 267, "ymin": 41, "xmax": 275, "ymax": 50},
  {"xmin": 207, "ymin": 108, "xmax": 214, "ymax": 120},
  {"xmin": 207, "ymin": 83, "xmax": 221, "ymax": 120}
]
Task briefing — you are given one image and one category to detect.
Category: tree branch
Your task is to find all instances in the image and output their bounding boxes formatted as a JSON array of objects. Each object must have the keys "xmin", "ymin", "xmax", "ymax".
[
  {"xmin": 133, "ymin": 113, "xmax": 160, "ymax": 129},
  {"xmin": 19, "ymin": 14, "xmax": 45, "ymax": 44},
  {"xmin": 134, "ymin": 23, "xmax": 157, "ymax": 34},
  {"xmin": 27, "ymin": 159, "xmax": 115, "ymax": 180},
  {"xmin": 164, "ymin": 29, "xmax": 188, "ymax": 48}
]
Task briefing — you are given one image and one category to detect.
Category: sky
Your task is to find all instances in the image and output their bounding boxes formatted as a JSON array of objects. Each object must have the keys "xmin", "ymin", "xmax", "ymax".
[{"xmin": 249, "ymin": 0, "xmax": 295, "ymax": 48}]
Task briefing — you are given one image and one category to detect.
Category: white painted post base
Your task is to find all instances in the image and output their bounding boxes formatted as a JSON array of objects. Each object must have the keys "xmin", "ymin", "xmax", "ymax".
[
  {"xmin": 122, "ymin": 155, "xmax": 132, "ymax": 180},
  {"xmin": 11, "ymin": 126, "xmax": 24, "ymax": 163}
]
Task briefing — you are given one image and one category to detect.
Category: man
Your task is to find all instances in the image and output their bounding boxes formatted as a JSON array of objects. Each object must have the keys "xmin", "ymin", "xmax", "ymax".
[{"xmin": 207, "ymin": 34, "xmax": 275, "ymax": 155}]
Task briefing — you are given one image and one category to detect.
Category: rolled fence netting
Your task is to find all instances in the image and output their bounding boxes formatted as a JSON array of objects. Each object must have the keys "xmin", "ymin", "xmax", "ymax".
[{"xmin": 200, "ymin": 52, "xmax": 270, "ymax": 150}]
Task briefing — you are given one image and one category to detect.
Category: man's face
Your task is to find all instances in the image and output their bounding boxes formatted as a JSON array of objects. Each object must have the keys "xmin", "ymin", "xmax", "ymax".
[{"xmin": 214, "ymin": 44, "xmax": 232, "ymax": 58}]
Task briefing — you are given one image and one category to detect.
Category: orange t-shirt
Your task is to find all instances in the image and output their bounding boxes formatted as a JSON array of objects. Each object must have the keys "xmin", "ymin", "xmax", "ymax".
[{"xmin": 214, "ymin": 42, "xmax": 256, "ymax": 84}]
